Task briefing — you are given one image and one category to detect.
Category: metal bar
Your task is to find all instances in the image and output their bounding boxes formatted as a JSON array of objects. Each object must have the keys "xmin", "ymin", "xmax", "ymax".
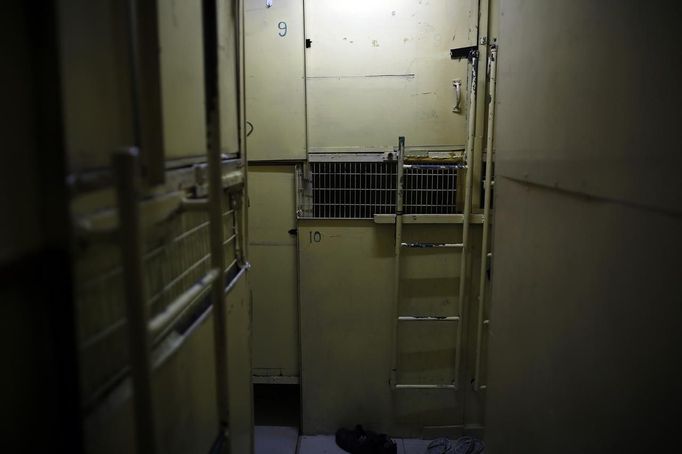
[
  {"xmin": 252, "ymin": 375, "xmax": 300, "ymax": 385},
  {"xmin": 428, "ymin": 168, "xmax": 432, "ymax": 213},
  {"xmin": 403, "ymin": 164, "xmax": 464, "ymax": 170},
  {"xmin": 208, "ymin": 154, "xmax": 229, "ymax": 429},
  {"xmin": 80, "ymin": 208, "xmax": 232, "ymax": 297},
  {"xmin": 354, "ymin": 161, "xmax": 359, "ymax": 219},
  {"xmin": 359, "ymin": 162, "xmax": 363, "ymax": 218},
  {"xmin": 224, "ymin": 265, "xmax": 248, "ymax": 296},
  {"xmin": 112, "ymin": 149, "xmax": 157, "ymax": 453},
  {"xmin": 224, "ymin": 258, "xmax": 238, "ymax": 275},
  {"xmin": 418, "ymin": 168, "xmax": 423, "ymax": 214},
  {"xmin": 471, "ymin": 0, "xmax": 491, "ymax": 209},
  {"xmin": 84, "ymin": 267, "xmax": 249, "ymax": 418},
  {"xmin": 308, "ymin": 145, "xmax": 464, "ymax": 154},
  {"xmin": 204, "ymin": 0, "xmax": 230, "ymax": 431},
  {"xmin": 401, "ymin": 242, "xmax": 464, "ymax": 249},
  {"xmin": 395, "ymin": 384, "xmax": 457, "ymax": 390},
  {"xmin": 373, "ymin": 214, "xmax": 486, "ymax": 225},
  {"xmin": 127, "ymin": 0, "xmax": 165, "ymax": 184},
  {"xmin": 224, "ymin": 233, "xmax": 237, "ymax": 246},
  {"xmin": 398, "ymin": 316, "xmax": 460, "ymax": 322},
  {"xmin": 233, "ymin": 0, "xmax": 249, "ymax": 265},
  {"xmin": 148, "ymin": 268, "xmax": 220, "ymax": 341},
  {"xmin": 155, "ymin": 266, "xmax": 248, "ymax": 373},
  {"xmin": 474, "ymin": 46, "xmax": 497, "ymax": 392},
  {"xmin": 454, "ymin": 53, "xmax": 479, "ymax": 391},
  {"xmin": 75, "ymin": 192, "xmax": 186, "ymax": 239},
  {"xmin": 148, "ymin": 252, "xmax": 211, "ymax": 306},
  {"xmin": 206, "ymin": 72, "xmax": 229, "ymax": 433},
  {"xmin": 390, "ymin": 137, "xmax": 406, "ymax": 388},
  {"xmin": 351, "ymin": 162, "xmax": 355, "ymax": 218},
  {"xmin": 230, "ymin": 194, "xmax": 244, "ymax": 265}
]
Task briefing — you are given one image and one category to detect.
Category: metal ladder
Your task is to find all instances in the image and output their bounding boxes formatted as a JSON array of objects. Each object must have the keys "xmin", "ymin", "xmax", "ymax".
[
  {"xmin": 473, "ymin": 45, "xmax": 497, "ymax": 392},
  {"xmin": 390, "ymin": 52, "xmax": 479, "ymax": 391}
]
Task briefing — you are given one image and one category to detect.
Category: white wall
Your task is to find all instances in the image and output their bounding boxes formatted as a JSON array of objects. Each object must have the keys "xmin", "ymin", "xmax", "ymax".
[{"xmin": 485, "ymin": 1, "xmax": 681, "ymax": 452}]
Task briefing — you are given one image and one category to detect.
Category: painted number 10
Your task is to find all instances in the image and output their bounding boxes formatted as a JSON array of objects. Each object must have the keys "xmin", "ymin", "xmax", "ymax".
[
  {"xmin": 278, "ymin": 21, "xmax": 287, "ymax": 37},
  {"xmin": 309, "ymin": 231, "xmax": 321, "ymax": 243}
]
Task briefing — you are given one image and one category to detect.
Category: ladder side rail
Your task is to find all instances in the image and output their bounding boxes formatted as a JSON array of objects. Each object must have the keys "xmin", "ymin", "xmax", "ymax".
[
  {"xmin": 474, "ymin": 46, "xmax": 497, "ymax": 391},
  {"xmin": 390, "ymin": 136, "xmax": 406, "ymax": 388},
  {"xmin": 453, "ymin": 53, "xmax": 479, "ymax": 390}
]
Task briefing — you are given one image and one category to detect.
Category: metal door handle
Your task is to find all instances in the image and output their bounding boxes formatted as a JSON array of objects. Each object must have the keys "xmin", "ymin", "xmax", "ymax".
[{"xmin": 453, "ymin": 79, "xmax": 462, "ymax": 113}]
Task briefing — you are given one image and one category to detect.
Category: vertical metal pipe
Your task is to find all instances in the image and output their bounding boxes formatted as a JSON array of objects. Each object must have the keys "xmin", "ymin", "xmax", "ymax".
[
  {"xmin": 474, "ymin": 47, "xmax": 497, "ymax": 391},
  {"xmin": 208, "ymin": 123, "xmax": 229, "ymax": 427},
  {"xmin": 126, "ymin": 0, "xmax": 165, "ymax": 184},
  {"xmin": 236, "ymin": 0, "xmax": 249, "ymax": 260},
  {"xmin": 203, "ymin": 0, "xmax": 229, "ymax": 429},
  {"xmin": 454, "ymin": 55, "xmax": 478, "ymax": 390},
  {"xmin": 112, "ymin": 149, "xmax": 157, "ymax": 454},
  {"xmin": 390, "ymin": 137, "xmax": 406, "ymax": 387},
  {"xmin": 471, "ymin": 0, "xmax": 491, "ymax": 209}
]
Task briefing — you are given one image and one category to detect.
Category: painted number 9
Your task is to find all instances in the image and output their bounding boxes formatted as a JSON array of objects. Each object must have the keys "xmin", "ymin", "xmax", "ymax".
[
  {"xmin": 278, "ymin": 21, "xmax": 287, "ymax": 37},
  {"xmin": 309, "ymin": 231, "xmax": 321, "ymax": 243}
]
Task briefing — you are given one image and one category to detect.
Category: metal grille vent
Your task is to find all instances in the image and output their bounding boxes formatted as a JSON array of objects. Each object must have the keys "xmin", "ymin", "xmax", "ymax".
[
  {"xmin": 305, "ymin": 161, "xmax": 459, "ymax": 219},
  {"xmin": 403, "ymin": 165, "xmax": 458, "ymax": 214},
  {"xmin": 310, "ymin": 161, "xmax": 397, "ymax": 218}
]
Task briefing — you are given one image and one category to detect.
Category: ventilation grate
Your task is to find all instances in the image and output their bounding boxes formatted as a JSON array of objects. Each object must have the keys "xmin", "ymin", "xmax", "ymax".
[
  {"xmin": 310, "ymin": 161, "xmax": 397, "ymax": 219},
  {"xmin": 305, "ymin": 160, "xmax": 459, "ymax": 219},
  {"xmin": 403, "ymin": 165, "xmax": 458, "ymax": 214}
]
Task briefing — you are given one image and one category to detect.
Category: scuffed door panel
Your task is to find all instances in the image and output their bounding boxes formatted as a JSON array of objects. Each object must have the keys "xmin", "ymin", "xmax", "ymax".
[
  {"xmin": 298, "ymin": 221, "xmax": 394, "ymax": 434},
  {"xmin": 245, "ymin": 0, "xmax": 307, "ymax": 160},
  {"xmin": 305, "ymin": 0, "xmax": 477, "ymax": 149}
]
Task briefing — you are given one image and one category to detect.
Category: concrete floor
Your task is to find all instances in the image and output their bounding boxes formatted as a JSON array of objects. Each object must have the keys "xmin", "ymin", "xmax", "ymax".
[
  {"xmin": 255, "ymin": 426, "xmax": 299, "ymax": 454},
  {"xmin": 253, "ymin": 385, "xmax": 439, "ymax": 454},
  {"xmin": 255, "ymin": 426, "xmax": 437, "ymax": 454},
  {"xmin": 298, "ymin": 434, "xmax": 434, "ymax": 454}
]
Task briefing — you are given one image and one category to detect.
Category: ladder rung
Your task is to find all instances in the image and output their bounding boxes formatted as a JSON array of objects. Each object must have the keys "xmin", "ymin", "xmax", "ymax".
[
  {"xmin": 398, "ymin": 316, "xmax": 460, "ymax": 322},
  {"xmin": 401, "ymin": 242, "xmax": 463, "ymax": 249},
  {"xmin": 395, "ymin": 383, "xmax": 457, "ymax": 390}
]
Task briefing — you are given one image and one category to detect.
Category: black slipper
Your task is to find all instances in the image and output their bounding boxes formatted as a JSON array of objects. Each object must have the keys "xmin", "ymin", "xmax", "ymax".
[{"xmin": 335, "ymin": 425, "xmax": 397, "ymax": 454}]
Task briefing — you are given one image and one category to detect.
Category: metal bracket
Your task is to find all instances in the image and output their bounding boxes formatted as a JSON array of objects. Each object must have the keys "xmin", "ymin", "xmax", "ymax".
[{"xmin": 450, "ymin": 45, "xmax": 477, "ymax": 61}]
